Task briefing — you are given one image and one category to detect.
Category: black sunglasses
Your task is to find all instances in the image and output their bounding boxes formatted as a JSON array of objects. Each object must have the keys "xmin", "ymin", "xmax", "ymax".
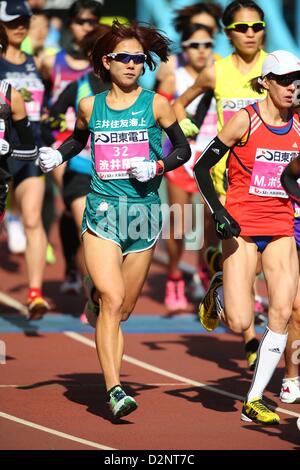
[
  {"xmin": 107, "ymin": 52, "xmax": 147, "ymax": 64},
  {"xmin": 269, "ymin": 73, "xmax": 300, "ymax": 87},
  {"xmin": 4, "ymin": 16, "xmax": 30, "ymax": 29},
  {"xmin": 181, "ymin": 40, "xmax": 214, "ymax": 50},
  {"xmin": 73, "ymin": 18, "xmax": 99, "ymax": 26},
  {"xmin": 225, "ymin": 21, "xmax": 266, "ymax": 34}
]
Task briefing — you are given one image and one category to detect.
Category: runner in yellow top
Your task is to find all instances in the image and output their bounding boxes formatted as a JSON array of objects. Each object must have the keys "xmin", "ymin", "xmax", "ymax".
[
  {"xmin": 173, "ymin": 0, "xmax": 267, "ymax": 198},
  {"xmin": 174, "ymin": 0, "xmax": 268, "ymax": 371},
  {"xmin": 215, "ymin": 50, "xmax": 266, "ymax": 128}
]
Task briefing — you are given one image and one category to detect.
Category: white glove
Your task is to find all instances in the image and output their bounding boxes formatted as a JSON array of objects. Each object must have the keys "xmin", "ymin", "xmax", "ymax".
[
  {"xmin": 129, "ymin": 160, "xmax": 156, "ymax": 182},
  {"xmin": 38, "ymin": 147, "xmax": 63, "ymax": 173},
  {"xmin": 0, "ymin": 138, "xmax": 10, "ymax": 156}
]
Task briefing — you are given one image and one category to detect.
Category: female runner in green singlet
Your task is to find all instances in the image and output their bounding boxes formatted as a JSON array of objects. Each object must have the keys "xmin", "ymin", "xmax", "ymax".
[{"xmin": 38, "ymin": 20, "xmax": 191, "ymax": 420}]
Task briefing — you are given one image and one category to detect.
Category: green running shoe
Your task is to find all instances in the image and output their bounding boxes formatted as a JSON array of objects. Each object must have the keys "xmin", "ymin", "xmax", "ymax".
[{"xmin": 109, "ymin": 386, "xmax": 138, "ymax": 419}]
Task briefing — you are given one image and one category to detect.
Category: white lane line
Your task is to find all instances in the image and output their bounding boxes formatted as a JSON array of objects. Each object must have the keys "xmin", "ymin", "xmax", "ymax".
[
  {"xmin": 65, "ymin": 331, "xmax": 300, "ymax": 420},
  {"xmin": 146, "ymin": 383, "xmax": 190, "ymax": 386},
  {"xmin": 0, "ymin": 291, "xmax": 28, "ymax": 317},
  {"xmin": 0, "ymin": 412, "xmax": 116, "ymax": 450},
  {"xmin": 0, "ymin": 383, "xmax": 188, "ymax": 389},
  {"xmin": 0, "ymin": 385, "xmax": 19, "ymax": 388},
  {"xmin": 0, "ymin": 382, "xmax": 189, "ymax": 389}
]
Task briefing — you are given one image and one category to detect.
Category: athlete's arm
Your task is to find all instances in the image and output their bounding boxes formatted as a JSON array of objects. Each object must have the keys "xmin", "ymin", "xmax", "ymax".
[
  {"xmin": 128, "ymin": 95, "xmax": 191, "ymax": 182},
  {"xmin": 173, "ymin": 64, "xmax": 216, "ymax": 122},
  {"xmin": 38, "ymin": 96, "xmax": 94, "ymax": 172},
  {"xmin": 281, "ymin": 156, "xmax": 300, "ymax": 203},
  {"xmin": 157, "ymin": 73, "xmax": 176, "ymax": 101},
  {"xmin": 58, "ymin": 95, "xmax": 92, "ymax": 160},
  {"xmin": 41, "ymin": 80, "xmax": 78, "ymax": 145},
  {"xmin": 193, "ymin": 109, "xmax": 249, "ymax": 239},
  {"xmin": 48, "ymin": 81, "xmax": 78, "ymax": 132},
  {"xmin": 7, "ymin": 88, "xmax": 38, "ymax": 160},
  {"xmin": 51, "ymin": 81, "xmax": 77, "ymax": 119},
  {"xmin": 154, "ymin": 94, "xmax": 191, "ymax": 172},
  {"xmin": 40, "ymin": 54, "xmax": 55, "ymax": 80},
  {"xmin": 157, "ymin": 74, "xmax": 199, "ymax": 137},
  {"xmin": 155, "ymin": 55, "xmax": 177, "ymax": 85}
]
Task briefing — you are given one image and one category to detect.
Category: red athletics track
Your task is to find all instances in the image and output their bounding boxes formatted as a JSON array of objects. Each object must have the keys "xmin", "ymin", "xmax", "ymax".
[{"xmin": 0, "ymin": 214, "xmax": 300, "ymax": 450}]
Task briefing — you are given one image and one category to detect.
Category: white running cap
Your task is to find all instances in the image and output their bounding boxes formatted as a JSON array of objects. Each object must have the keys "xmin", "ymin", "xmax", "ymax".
[{"xmin": 262, "ymin": 50, "xmax": 300, "ymax": 77}]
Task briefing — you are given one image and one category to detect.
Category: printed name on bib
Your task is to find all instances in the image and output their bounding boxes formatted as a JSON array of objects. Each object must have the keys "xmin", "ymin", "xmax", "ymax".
[
  {"xmin": 94, "ymin": 129, "xmax": 150, "ymax": 180},
  {"xmin": 249, "ymin": 147, "xmax": 300, "ymax": 198}
]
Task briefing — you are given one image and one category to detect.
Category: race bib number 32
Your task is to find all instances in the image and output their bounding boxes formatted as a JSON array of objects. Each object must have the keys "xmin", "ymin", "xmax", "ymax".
[{"xmin": 94, "ymin": 129, "xmax": 150, "ymax": 180}]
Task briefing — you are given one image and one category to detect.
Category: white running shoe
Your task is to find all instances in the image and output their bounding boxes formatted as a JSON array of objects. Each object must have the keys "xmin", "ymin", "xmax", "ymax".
[
  {"xmin": 280, "ymin": 377, "xmax": 300, "ymax": 404},
  {"xmin": 5, "ymin": 214, "xmax": 26, "ymax": 254}
]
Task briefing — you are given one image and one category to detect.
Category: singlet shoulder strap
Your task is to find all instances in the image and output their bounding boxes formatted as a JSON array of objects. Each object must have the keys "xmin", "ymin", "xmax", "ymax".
[{"xmin": 251, "ymin": 101, "xmax": 293, "ymax": 135}]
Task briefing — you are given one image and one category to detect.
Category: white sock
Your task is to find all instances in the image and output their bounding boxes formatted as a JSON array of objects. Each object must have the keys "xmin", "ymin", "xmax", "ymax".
[{"xmin": 247, "ymin": 327, "xmax": 288, "ymax": 402}]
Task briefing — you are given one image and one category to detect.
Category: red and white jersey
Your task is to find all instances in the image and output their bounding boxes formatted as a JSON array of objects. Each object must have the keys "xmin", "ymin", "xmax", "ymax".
[{"xmin": 225, "ymin": 103, "xmax": 300, "ymax": 236}]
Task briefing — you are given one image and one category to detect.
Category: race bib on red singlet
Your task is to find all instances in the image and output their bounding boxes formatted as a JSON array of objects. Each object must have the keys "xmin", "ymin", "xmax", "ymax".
[
  {"xmin": 94, "ymin": 129, "xmax": 150, "ymax": 180},
  {"xmin": 249, "ymin": 147, "xmax": 299, "ymax": 198}
]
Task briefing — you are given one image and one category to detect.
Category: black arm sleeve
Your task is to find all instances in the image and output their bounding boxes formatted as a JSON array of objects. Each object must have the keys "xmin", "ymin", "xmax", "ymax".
[
  {"xmin": 42, "ymin": 82, "xmax": 78, "ymax": 146},
  {"xmin": 281, "ymin": 159, "xmax": 300, "ymax": 203},
  {"xmin": 162, "ymin": 121, "xmax": 191, "ymax": 172},
  {"xmin": 193, "ymin": 136, "xmax": 230, "ymax": 213},
  {"xmin": 50, "ymin": 81, "xmax": 77, "ymax": 118},
  {"xmin": 193, "ymin": 90, "xmax": 214, "ymax": 128},
  {"xmin": 10, "ymin": 117, "xmax": 38, "ymax": 160},
  {"xmin": 57, "ymin": 126, "xmax": 90, "ymax": 162}
]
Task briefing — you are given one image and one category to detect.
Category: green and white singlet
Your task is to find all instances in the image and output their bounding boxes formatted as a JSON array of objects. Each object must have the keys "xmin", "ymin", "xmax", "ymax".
[
  {"xmin": 82, "ymin": 88, "xmax": 163, "ymax": 254},
  {"xmin": 88, "ymin": 88, "xmax": 163, "ymax": 200}
]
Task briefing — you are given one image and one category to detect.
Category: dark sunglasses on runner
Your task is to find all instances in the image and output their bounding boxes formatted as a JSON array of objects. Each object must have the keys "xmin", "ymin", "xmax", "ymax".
[
  {"xmin": 73, "ymin": 17, "xmax": 99, "ymax": 26},
  {"xmin": 225, "ymin": 21, "xmax": 266, "ymax": 33},
  {"xmin": 107, "ymin": 52, "xmax": 147, "ymax": 64},
  {"xmin": 181, "ymin": 40, "xmax": 214, "ymax": 49},
  {"xmin": 4, "ymin": 16, "xmax": 30, "ymax": 29},
  {"xmin": 268, "ymin": 73, "xmax": 300, "ymax": 87}
]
